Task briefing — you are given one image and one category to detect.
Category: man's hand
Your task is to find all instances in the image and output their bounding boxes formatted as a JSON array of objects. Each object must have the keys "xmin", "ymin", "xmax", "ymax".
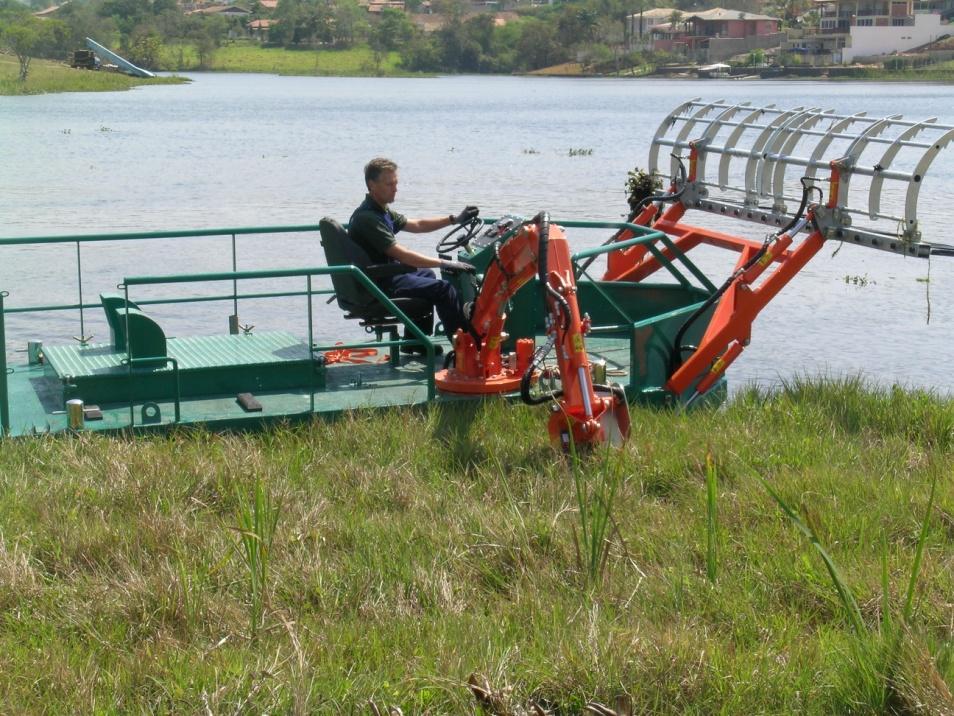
[
  {"xmin": 453, "ymin": 205, "xmax": 480, "ymax": 225},
  {"xmin": 441, "ymin": 259, "xmax": 477, "ymax": 274}
]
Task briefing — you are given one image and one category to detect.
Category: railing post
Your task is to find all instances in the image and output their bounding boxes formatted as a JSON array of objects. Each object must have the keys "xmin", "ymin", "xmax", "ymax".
[
  {"xmin": 75, "ymin": 240, "xmax": 87, "ymax": 343},
  {"xmin": 0, "ymin": 291, "xmax": 9, "ymax": 435},
  {"xmin": 229, "ymin": 233, "xmax": 239, "ymax": 334},
  {"xmin": 307, "ymin": 274, "xmax": 315, "ymax": 414}
]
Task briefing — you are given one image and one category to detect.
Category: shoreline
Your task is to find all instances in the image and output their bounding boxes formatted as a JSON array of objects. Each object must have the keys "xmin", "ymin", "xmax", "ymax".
[{"xmin": 4, "ymin": 52, "xmax": 954, "ymax": 97}]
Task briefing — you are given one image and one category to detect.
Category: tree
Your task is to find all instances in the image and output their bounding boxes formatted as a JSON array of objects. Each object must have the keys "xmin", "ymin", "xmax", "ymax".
[
  {"xmin": 369, "ymin": 7, "xmax": 415, "ymax": 53},
  {"xmin": 514, "ymin": 16, "xmax": 564, "ymax": 70},
  {"xmin": 332, "ymin": 0, "xmax": 367, "ymax": 47},
  {"xmin": 185, "ymin": 14, "xmax": 228, "ymax": 68},
  {"xmin": 56, "ymin": 1, "xmax": 118, "ymax": 55},
  {"xmin": 667, "ymin": 9, "xmax": 683, "ymax": 36},
  {"xmin": 98, "ymin": 0, "xmax": 152, "ymax": 37},
  {"xmin": 0, "ymin": 15, "xmax": 63, "ymax": 82},
  {"xmin": 126, "ymin": 26, "xmax": 163, "ymax": 69}
]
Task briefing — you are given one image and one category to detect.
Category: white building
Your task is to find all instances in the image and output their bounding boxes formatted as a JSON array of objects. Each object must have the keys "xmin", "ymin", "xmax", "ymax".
[{"xmin": 790, "ymin": 0, "xmax": 948, "ymax": 63}]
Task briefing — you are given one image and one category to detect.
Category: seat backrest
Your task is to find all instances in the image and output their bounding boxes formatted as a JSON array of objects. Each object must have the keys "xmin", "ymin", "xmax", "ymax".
[
  {"xmin": 318, "ymin": 217, "xmax": 379, "ymax": 314},
  {"xmin": 120, "ymin": 308, "xmax": 167, "ymax": 359},
  {"xmin": 101, "ymin": 292, "xmax": 142, "ymax": 351}
]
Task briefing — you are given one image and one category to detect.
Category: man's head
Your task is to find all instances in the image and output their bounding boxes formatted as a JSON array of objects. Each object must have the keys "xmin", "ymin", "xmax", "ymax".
[{"xmin": 364, "ymin": 157, "xmax": 399, "ymax": 207}]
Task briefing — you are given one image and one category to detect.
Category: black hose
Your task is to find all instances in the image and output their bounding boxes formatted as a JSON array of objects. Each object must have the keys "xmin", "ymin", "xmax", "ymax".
[
  {"xmin": 520, "ymin": 337, "xmax": 562, "ymax": 405},
  {"xmin": 666, "ymin": 177, "xmax": 817, "ymax": 379}
]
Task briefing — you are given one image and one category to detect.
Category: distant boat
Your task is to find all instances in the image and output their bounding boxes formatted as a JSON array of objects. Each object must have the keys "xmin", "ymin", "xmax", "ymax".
[{"xmin": 697, "ymin": 62, "xmax": 731, "ymax": 78}]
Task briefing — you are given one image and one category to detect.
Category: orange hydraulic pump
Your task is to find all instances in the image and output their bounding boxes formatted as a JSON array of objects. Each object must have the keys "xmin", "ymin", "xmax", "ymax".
[{"xmin": 435, "ymin": 213, "xmax": 631, "ymax": 449}]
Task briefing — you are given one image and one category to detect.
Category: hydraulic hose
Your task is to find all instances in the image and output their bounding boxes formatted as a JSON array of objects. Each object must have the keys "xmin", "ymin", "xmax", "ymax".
[
  {"xmin": 666, "ymin": 177, "xmax": 819, "ymax": 379},
  {"xmin": 521, "ymin": 211, "xmax": 566, "ymax": 406},
  {"xmin": 520, "ymin": 335, "xmax": 562, "ymax": 406}
]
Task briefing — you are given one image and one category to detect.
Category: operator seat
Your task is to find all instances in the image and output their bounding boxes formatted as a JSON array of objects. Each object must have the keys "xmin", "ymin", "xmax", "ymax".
[{"xmin": 318, "ymin": 217, "xmax": 434, "ymax": 338}]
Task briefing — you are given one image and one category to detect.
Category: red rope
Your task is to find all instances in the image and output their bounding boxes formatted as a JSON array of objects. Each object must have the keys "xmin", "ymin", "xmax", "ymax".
[{"xmin": 322, "ymin": 341, "xmax": 388, "ymax": 365}]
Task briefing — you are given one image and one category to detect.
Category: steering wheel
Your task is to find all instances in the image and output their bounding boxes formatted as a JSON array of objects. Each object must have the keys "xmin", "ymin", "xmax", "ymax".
[{"xmin": 436, "ymin": 216, "xmax": 482, "ymax": 255}]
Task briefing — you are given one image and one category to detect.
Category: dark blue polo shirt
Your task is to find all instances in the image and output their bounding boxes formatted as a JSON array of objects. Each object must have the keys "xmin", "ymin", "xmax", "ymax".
[{"xmin": 349, "ymin": 194, "xmax": 408, "ymax": 264}]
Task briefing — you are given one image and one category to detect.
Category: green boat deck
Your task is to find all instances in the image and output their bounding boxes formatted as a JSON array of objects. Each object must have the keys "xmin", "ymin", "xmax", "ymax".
[
  {"xmin": 43, "ymin": 331, "xmax": 321, "ymax": 404},
  {"xmin": 6, "ymin": 335, "xmax": 646, "ymax": 436},
  {"xmin": 1, "ymin": 219, "xmax": 724, "ymax": 438}
]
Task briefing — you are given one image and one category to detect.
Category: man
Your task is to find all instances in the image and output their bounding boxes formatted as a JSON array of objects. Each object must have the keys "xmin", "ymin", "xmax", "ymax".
[{"xmin": 349, "ymin": 157, "xmax": 477, "ymax": 350}]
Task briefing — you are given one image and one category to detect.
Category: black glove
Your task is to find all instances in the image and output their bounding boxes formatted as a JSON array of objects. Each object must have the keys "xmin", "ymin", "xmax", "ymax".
[
  {"xmin": 441, "ymin": 259, "xmax": 477, "ymax": 274},
  {"xmin": 453, "ymin": 205, "xmax": 480, "ymax": 225}
]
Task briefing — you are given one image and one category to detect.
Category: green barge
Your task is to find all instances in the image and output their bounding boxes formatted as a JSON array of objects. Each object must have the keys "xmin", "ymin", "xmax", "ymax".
[
  {"xmin": 4, "ymin": 99, "xmax": 951, "ymax": 440},
  {"xmin": 0, "ymin": 218, "xmax": 715, "ymax": 438}
]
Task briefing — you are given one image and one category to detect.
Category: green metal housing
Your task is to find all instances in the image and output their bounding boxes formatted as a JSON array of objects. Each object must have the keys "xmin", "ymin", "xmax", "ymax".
[{"xmin": 0, "ymin": 220, "xmax": 719, "ymax": 437}]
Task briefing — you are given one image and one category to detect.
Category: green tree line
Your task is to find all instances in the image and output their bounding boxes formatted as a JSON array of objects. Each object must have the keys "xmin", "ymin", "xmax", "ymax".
[{"xmin": 2, "ymin": 0, "xmax": 803, "ymax": 79}]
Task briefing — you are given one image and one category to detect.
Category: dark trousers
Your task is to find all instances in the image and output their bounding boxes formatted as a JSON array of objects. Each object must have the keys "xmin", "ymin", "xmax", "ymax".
[{"xmin": 385, "ymin": 268, "xmax": 465, "ymax": 340}]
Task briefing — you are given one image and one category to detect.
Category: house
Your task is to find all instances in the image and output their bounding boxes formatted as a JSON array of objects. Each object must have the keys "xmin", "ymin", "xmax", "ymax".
[
  {"xmin": 785, "ymin": 0, "xmax": 947, "ymax": 63},
  {"xmin": 627, "ymin": 7, "xmax": 679, "ymax": 48},
  {"xmin": 357, "ymin": 0, "xmax": 406, "ymax": 12},
  {"xmin": 185, "ymin": 4, "xmax": 252, "ymax": 16},
  {"xmin": 32, "ymin": 2, "xmax": 71, "ymax": 18},
  {"xmin": 650, "ymin": 8, "xmax": 784, "ymax": 62},
  {"xmin": 248, "ymin": 18, "xmax": 274, "ymax": 41},
  {"xmin": 412, "ymin": 13, "xmax": 447, "ymax": 32}
]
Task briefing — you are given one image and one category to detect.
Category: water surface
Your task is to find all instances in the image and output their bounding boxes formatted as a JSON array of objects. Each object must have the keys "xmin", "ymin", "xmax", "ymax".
[{"xmin": 1, "ymin": 74, "xmax": 952, "ymax": 394}]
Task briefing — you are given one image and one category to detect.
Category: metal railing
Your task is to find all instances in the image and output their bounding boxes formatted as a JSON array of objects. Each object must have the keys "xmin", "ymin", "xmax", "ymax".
[
  {"xmin": 0, "ymin": 224, "xmax": 448, "ymax": 433},
  {"xmin": 0, "ymin": 217, "xmax": 715, "ymax": 433}
]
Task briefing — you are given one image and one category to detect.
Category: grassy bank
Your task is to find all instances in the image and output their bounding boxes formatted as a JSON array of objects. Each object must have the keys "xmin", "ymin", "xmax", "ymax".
[
  {"xmin": 160, "ymin": 42, "xmax": 407, "ymax": 76},
  {"xmin": 0, "ymin": 378, "xmax": 951, "ymax": 713},
  {"xmin": 0, "ymin": 54, "xmax": 187, "ymax": 96}
]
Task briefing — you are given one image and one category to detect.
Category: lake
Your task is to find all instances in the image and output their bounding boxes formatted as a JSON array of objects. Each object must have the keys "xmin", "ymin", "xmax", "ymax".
[{"xmin": 1, "ymin": 73, "xmax": 952, "ymax": 395}]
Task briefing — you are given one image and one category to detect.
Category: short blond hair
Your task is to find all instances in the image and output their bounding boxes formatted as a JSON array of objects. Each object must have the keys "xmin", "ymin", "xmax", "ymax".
[{"xmin": 364, "ymin": 157, "xmax": 398, "ymax": 187}]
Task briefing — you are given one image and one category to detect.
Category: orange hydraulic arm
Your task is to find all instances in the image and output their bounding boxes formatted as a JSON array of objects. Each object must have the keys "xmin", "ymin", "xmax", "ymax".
[
  {"xmin": 435, "ymin": 213, "xmax": 630, "ymax": 448},
  {"xmin": 601, "ymin": 143, "xmax": 832, "ymax": 406}
]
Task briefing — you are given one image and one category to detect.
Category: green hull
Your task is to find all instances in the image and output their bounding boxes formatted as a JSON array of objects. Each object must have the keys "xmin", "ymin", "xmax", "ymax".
[{"xmin": 0, "ymin": 221, "xmax": 722, "ymax": 438}]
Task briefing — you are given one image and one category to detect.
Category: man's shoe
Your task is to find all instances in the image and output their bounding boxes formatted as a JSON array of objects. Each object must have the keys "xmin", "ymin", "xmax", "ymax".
[{"xmin": 400, "ymin": 344, "xmax": 444, "ymax": 356}]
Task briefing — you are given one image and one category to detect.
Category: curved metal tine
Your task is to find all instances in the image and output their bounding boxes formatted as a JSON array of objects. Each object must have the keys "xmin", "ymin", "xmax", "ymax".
[
  {"xmin": 695, "ymin": 102, "xmax": 751, "ymax": 186},
  {"xmin": 806, "ymin": 112, "xmax": 868, "ymax": 187},
  {"xmin": 670, "ymin": 99, "xmax": 727, "ymax": 179},
  {"xmin": 743, "ymin": 106, "xmax": 806, "ymax": 206},
  {"xmin": 905, "ymin": 126, "xmax": 954, "ymax": 236},
  {"xmin": 869, "ymin": 118, "xmax": 935, "ymax": 220},
  {"xmin": 756, "ymin": 108, "xmax": 821, "ymax": 197},
  {"xmin": 648, "ymin": 97, "xmax": 702, "ymax": 175},
  {"xmin": 718, "ymin": 104, "xmax": 775, "ymax": 189},
  {"xmin": 833, "ymin": 114, "xmax": 902, "ymax": 210},
  {"xmin": 763, "ymin": 109, "xmax": 833, "ymax": 212}
]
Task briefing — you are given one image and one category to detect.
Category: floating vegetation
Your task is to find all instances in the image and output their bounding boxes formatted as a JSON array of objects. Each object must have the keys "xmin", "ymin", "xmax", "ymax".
[
  {"xmin": 99, "ymin": 126, "xmax": 113, "ymax": 132},
  {"xmin": 844, "ymin": 273, "xmax": 874, "ymax": 286},
  {"xmin": 522, "ymin": 148, "xmax": 540, "ymax": 155},
  {"xmin": 568, "ymin": 147, "xmax": 594, "ymax": 157},
  {"xmin": 626, "ymin": 166, "xmax": 663, "ymax": 212}
]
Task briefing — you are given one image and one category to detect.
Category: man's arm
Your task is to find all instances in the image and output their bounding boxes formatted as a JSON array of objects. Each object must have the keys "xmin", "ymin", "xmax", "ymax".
[
  {"xmin": 402, "ymin": 216, "xmax": 455, "ymax": 234},
  {"xmin": 385, "ymin": 243, "xmax": 445, "ymax": 268},
  {"xmin": 385, "ymin": 243, "xmax": 475, "ymax": 273},
  {"xmin": 403, "ymin": 206, "xmax": 480, "ymax": 234}
]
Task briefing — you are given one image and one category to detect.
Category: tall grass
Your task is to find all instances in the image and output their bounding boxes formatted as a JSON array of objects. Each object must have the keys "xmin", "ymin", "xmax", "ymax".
[
  {"xmin": 569, "ymin": 444, "xmax": 624, "ymax": 589},
  {"xmin": 0, "ymin": 380, "xmax": 949, "ymax": 712},
  {"xmin": 232, "ymin": 476, "xmax": 281, "ymax": 641},
  {"xmin": 705, "ymin": 449, "xmax": 718, "ymax": 583},
  {"xmin": 759, "ymin": 464, "xmax": 949, "ymax": 711}
]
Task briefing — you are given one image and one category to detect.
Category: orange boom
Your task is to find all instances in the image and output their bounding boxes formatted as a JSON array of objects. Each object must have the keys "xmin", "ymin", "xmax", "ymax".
[{"xmin": 436, "ymin": 213, "xmax": 631, "ymax": 449}]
